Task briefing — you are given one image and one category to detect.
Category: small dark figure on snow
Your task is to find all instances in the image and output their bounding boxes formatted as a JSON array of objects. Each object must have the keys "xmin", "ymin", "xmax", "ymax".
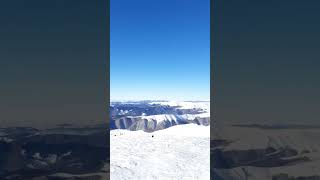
[{"xmin": 151, "ymin": 135, "xmax": 154, "ymax": 138}]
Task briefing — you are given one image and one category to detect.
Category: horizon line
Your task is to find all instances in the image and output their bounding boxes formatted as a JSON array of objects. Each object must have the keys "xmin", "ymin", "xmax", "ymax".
[{"xmin": 109, "ymin": 99, "xmax": 210, "ymax": 102}]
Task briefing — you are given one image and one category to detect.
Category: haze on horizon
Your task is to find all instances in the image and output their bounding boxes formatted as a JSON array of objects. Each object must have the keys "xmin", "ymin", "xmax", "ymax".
[{"xmin": 110, "ymin": 96, "xmax": 210, "ymax": 102}]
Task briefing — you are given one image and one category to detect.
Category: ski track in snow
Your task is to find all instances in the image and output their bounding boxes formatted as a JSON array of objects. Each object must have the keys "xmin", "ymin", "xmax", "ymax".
[{"xmin": 110, "ymin": 124, "xmax": 210, "ymax": 180}]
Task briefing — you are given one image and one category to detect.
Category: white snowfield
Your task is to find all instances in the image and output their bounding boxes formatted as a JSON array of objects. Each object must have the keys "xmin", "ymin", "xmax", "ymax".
[{"xmin": 110, "ymin": 124, "xmax": 210, "ymax": 180}]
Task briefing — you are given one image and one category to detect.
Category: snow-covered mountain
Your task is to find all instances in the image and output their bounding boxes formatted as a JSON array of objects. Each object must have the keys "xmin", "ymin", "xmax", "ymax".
[
  {"xmin": 110, "ymin": 101, "xmax": 210, "ymax": 132},
  {"xmin": 110, "ymin": 101, "xmax": 211, "ymax": 179}
]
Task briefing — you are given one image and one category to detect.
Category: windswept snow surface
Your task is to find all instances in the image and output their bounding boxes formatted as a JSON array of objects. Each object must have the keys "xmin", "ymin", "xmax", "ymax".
[{"xmin": 110, "ymin": 124, "xmax": 210, "ymax": 180}]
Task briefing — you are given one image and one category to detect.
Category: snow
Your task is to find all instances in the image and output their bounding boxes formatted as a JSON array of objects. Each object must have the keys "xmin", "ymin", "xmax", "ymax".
[
  {"xmin": 135, "ymin": 113, "xmax": 209, "ymax": 123},
  {"xmin": 154, "ymin": 123, "xmax": 210, "ymax": 137},
  {"xmin": 110, "ymin": 124, "xmax": 210, "ymax": 180},
  {"xmin": 149, "ymin": 101, "xmax": 210, "ymax": 112},
  {"xmin": 140, "ymin": 114, "xmax": 178, "ymax": 122},
  {"xmin": 180, "ymin": 113, "xmax": 210, "ymax": 120}
]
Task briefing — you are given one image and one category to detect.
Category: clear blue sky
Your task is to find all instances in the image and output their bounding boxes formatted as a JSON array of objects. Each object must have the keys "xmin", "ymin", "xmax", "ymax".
[{"xmin": 110, "ymin": 0, "xmax": 210, "ymax": 101}]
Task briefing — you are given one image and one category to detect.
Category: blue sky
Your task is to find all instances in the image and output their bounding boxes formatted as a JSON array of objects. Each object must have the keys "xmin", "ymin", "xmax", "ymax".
[{"xmin": 110, "ymin": 0, "xmax": 210, "ymax": 101}]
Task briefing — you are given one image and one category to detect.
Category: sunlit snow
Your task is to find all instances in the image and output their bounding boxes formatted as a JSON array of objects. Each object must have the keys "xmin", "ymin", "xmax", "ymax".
[{"xmin": 110, "ymin": 124, "xmax": 210, "ymax": 180}]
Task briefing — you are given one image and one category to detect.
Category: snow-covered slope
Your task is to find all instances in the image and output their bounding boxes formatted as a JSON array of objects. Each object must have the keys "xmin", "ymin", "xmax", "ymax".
[{"xmin": 110, "ymin": 124, "xmax": 210, "ymax": 180}]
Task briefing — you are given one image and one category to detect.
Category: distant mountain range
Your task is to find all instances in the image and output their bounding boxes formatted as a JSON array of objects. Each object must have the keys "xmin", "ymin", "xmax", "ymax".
[{"xmin": 110, "ymin": 101, "xmax": 210, "ymax": 132}]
